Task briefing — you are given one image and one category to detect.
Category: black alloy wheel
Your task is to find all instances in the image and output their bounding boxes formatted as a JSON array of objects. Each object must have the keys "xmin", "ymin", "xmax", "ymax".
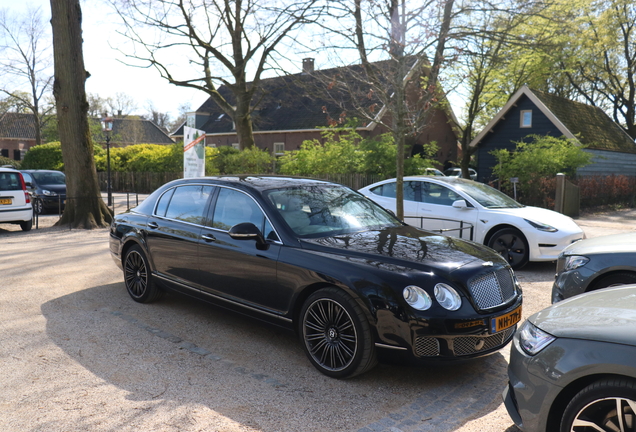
[
  {"xmin": 560, "ymin": 378, "xmax": 636, "ymax": 432},
  {"xmin": 488, "ymin": 228, "xmax": 529, "ymax": 270},
  {"xmin": 33, "ymin": 198, "xmax": 43, "ymax": 215},
  {"xmin": 300, "ymin": 287, "xmax": 376, "ymax": 379},
  {"xmin": 123, "ymin": 245, "xmax": 162, "ymax": 303}
]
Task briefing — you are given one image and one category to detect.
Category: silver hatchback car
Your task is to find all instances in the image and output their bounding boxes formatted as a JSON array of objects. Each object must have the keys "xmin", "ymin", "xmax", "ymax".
[
  {"xmin": 0, "ymin": 167, "xmax": 33, "ymax": 231},
  {"xmin": 504, "ymin": 285, "xmax": 636, "ymax": 432}
]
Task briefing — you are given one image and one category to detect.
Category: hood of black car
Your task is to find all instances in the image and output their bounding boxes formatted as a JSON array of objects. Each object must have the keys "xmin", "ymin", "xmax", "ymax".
[{"xmin": 301, "ymin": 225, "xmax": 503, "ymax": 271}]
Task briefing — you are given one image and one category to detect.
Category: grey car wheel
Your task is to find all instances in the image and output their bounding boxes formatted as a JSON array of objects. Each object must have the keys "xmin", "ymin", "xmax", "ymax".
[
  {"xmin": 33, "ymin": 198, "xmax": 43, "ymax": 215},
  {"xmin": 560, "ymin": 378, "xmax": 636, "ymax": 432},
  {"xmin": 300, "ymin": 288, "xmax": 376, "ymax": 379},
  {"xmin": 488, "ymin": 228, "xmax": 529, "ymax": 270},
  {"xmin": 123, "ymin": 245, "xmax": 163, "ymax": 303},
  {"xmin": 591, "ymin": 272, "xmax": 636, "ymax": 292}
]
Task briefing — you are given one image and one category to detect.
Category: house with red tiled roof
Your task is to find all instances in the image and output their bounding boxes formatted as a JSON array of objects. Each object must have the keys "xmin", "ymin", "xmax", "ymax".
[{"xmin": 0, "ymin": 113, "xmax": 36, "ymax": 161}]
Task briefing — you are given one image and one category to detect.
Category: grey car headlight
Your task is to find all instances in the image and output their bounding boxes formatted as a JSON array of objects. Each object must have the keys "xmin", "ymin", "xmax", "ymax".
[
  {"xmin": 524, "ymin": 218, "xmax": 558, "ymax": 232},
  {"xmin": 434, "ymin": 283, "xmax": 462, "ymax": 311},
  {"xmin": 403, "ymin": 286, "xmax": 432, "ymax": 310},
  {"xmin": 42, "ymin": 189, "xmax": 58, "ymax": 196},
  {"xmin": 563, "ymin": 255, "xmax": 589, "ymax": 271},
  {"xmin": 518, "ymin": 320, "xmax": 556, "ymax": 355}
]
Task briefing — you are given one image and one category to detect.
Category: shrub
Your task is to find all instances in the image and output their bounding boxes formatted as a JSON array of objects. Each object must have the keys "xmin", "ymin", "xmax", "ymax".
[
  {"xmin": 0, "ymin": 156, "xmax": 19, "ymax": 168},
  {"xmin": 20, "ymin": 142, "xmax": 65, "ymax": 170}
]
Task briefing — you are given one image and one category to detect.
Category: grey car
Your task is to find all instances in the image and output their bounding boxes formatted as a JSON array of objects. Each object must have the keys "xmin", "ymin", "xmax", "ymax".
[
  {"xmin": 552, "ymin": 233, "xmax": 636, "ymax": 303},
  {"xmin": 503, "ymin": 285, "xmax": 636, "ymax": 432}
]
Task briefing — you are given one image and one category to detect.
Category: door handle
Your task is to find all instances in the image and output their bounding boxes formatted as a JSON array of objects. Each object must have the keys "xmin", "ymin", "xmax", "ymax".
[
  {"xmin": 147, "ymin": 221, "xmax": 159, "ymax": 229},
  {"xmin": 201, "ymin": 234, "xmax": 216, "ymax": 242}
]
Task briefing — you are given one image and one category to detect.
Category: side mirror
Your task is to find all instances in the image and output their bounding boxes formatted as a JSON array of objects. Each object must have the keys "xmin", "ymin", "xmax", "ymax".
[
  {"xmin": 25, "ymin": 182, "xmax": 32, "ymax": 187},
  {"xmin": 229, "ymin": 222, "xmax": 268, "ymax": 250},
  {"xmin": 452, "ymin": 199, "xmax": 469, "ymax": 209}
]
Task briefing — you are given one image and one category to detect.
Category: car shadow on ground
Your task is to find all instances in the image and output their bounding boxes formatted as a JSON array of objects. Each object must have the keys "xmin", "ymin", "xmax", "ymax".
[{"xmin": 40, "ymin": 281, "xmax": 518, "ymax": 432}]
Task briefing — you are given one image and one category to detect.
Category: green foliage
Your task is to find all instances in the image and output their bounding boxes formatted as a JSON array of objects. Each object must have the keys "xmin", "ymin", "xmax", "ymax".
[
  {"xmin": 278, "ymin": 126, "xmax": 438, "ymax": 177},
  {"xmin": 491, "ymin": 135, "xmax": 592, "ymax": 203},
  {"xmin": 20, "ymin": 142, "xmax": 65, "ymax": 170},
  {"xmin": 217, "ymin": 146, "xmax": 273, "ymax": 174},
  {"xmin": 0, "ymin": 156, "xmax": 20, "ymax": 169}
]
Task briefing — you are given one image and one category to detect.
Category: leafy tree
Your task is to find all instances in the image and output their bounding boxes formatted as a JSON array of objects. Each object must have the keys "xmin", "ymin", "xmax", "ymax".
[{"xmin": 490, "ymin": 135, "xmax": 592, "ymax": 203}]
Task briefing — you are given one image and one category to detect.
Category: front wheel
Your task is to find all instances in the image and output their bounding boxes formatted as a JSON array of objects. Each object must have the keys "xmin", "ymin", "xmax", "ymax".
[
  {"xmin": 560, "ymin": 378, "xmax": 636, "ymax": 432},
  {"xmin": 299, "ymin": 287, "xmax": 377, "ymax": 379},
  {"xmin": 591, "ymin": 272, "xmax": 636, "ymax": 292},
  {"xmin": 487, "ymin": 228, "xmax": 529, "ymax": 270},
  {"xmin": 33, "ymin": 198, "xmax": 43, "ymax": 215},
  {"xmin": 123, "ymin": 245, "xmax": 163, "ymax": 303}
]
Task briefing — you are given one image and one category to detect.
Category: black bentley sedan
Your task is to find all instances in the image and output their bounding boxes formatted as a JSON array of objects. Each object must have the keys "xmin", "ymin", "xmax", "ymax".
[{"xmin": 109, "ymin": 176, "xmax": 522, "ymax": 378}]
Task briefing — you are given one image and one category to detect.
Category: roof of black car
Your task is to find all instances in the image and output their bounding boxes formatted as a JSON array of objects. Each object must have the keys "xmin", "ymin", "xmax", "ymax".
[{"xmin": 181, "ymin": 175, "xmax": 335, "ymax": 192}]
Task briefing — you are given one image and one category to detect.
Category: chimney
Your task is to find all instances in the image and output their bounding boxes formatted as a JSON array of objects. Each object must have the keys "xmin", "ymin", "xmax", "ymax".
[{"xmin": 302, "ymin": 58, "xmax": 315, "ymax": 74}]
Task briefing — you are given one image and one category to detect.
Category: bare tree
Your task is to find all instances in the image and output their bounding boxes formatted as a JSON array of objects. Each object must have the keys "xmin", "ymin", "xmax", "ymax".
[
  {"xmin": 314, "ymin": 0, "xmax": 455, "ymax": 219},
  {"xmin": 112, "ymin": 0, "xmax": 324, "ymax": 149},
  {"xmin": 50, "ymin": 0, "xmax": 112, "ymax": 228},
  {"xmin": 106, "ymin": 91, "xmax": 138, "ymax": 116},
  {"xmin": 0, "ymin": 6, "xmax": 55, "ymax": 145}
]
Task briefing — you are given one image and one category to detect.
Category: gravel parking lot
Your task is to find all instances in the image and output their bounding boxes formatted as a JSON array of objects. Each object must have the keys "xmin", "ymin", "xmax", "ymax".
[{"xmin": 1, "ymin": 202, "xmax": 634, "ymax": 432}]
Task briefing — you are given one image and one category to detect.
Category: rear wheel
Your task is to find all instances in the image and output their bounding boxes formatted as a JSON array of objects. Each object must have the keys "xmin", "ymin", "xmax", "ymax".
[
  {"xmin": 20, "ymin": 218, "xmax": 32, "ymax": 231},
  {"xmin": 590, "ymin": 272, "xmax": 636, "ymax": 292},
  {"xmin": 123, "ymin": 245, "xmax": 163, "ymax": 303},
  {"xmin": 560, "ymin": 378, "xmax": 636, "ymax": 432},
  {"xmin": 299, "ymin": 287, "xmax": 377, "ymax": 379},
  {"xmin": 487, "ymin": 228, "xmax": 529, "ymax": 269}
]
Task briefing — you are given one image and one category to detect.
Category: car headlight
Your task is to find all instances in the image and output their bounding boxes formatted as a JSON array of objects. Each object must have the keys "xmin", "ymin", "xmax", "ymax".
[
  {"xmin": 403, "ymin": 286, "xmax": 432, "ymax": 310},
  {"xmin": 563, "ymin": 255, "xmax": 589, "ymax": 271},
  {"xmin": 434, "ymin": 283, "xmax": 462, "ymax": 311},
  {"xmin": 518, "ymin": 320, "xmax": 555, "ymax": 355},
  {"xmin": 42, "ymin": 189, "xmax": 57, "ymax": 196},
  {"xmin": 524, "ymin": 218, "xmax": 558, "ymax": 232}
]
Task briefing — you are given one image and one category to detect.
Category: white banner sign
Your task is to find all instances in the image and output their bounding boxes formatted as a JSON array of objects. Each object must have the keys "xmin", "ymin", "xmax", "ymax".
[{"xmin": 183, "ymin": 126, "xmax": 205, "ymax": 178}]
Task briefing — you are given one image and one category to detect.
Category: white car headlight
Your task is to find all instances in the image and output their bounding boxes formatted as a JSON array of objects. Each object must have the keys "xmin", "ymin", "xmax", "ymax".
[
  {"xmin": 563, "ymin": 255, "xmax": 589, "ymax": 271},
  {"xmin": 524, "ymin": 218, "xmax": 558, "ymax": 232},
  {"xmin": 403, "ymin": 286, "xmax": 432, "ymax": 310},
  {"xmin": 434, "ymin": 283, "xmax": 462, "ymax": 311},
  {"xmin": 518, "ymin": 320, "xmax": 555, "ymax": 355},
  {"xmin": 43, "ymin": 189, "xmax": 58, "ymax": 196}
]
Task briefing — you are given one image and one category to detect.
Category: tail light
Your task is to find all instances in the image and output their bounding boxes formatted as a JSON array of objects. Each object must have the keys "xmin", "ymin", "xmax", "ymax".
[{"xmin": 18, "ymin": 172, "xmax": 30, "ymax": 204}]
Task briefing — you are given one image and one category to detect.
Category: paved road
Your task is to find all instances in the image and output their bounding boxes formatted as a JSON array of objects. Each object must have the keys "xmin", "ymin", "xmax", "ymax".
[{"xmin": 0, "ymin": 207, "xmax": 634, "ymax": 432}]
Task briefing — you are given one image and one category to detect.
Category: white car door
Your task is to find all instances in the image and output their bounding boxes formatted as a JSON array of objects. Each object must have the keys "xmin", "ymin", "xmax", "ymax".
[{"xmin": 416, "ymin": 182, "xmax": 478, "ymax": 241}]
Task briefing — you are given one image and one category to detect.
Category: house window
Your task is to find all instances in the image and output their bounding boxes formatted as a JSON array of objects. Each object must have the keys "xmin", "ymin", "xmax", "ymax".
[
  {"xmin": 232, "ymin": 143, "xmax": 240, "ymax": 150},
  {"xmin": 274, "ymin": 142, "xmax": 285, "ymax": 155},
  {"xmin": 520, "ymin": 110, "xmax": 532, "ymax": 128}
]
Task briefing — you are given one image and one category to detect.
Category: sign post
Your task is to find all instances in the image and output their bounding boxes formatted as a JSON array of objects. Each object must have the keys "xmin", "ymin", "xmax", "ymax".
[
  {"xmin": 510, "ymin": 177, "xmax": 519, "ymax": 201},
  {"xmin": 184, "ymin": 126, "xmax": 206, "ymax": 178}
]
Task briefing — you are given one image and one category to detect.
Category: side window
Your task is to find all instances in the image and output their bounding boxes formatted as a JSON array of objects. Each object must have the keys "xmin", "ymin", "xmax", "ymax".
[
  {"xmin": 421, "ymin": 183, "xmax": 461, "ymax": 206},
  {"xmin": 403, "ymin": 181, "xmax": 418, "ymax": 202},
  {"xmin": 22, "ymin": 172, "xmax": 33, "ymax": 185},
  {"xmin": 155, "ymin": 188, "xmax": 175, "ymax": 217},
  {"xmin": 212, "ymin": 188, "xmax": 267, "ymax": 233},
  {"xmin": 164, "ymin": 185, "xmax": 213, "ymax": 224},
  {"xmin": 370, "ymin": 182, "xmax": 396, "ymax": 198}
]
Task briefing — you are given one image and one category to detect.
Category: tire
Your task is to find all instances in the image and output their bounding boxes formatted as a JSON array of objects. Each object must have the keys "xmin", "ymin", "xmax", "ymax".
[
  {"xmin": 591, "ymin": 272, "xmax": 636, "ymax": 292},
  {"xmin": 560, "ymin": 378, "xmax": 636, "ymax": 432},
  {"xmin": 299, "ymin": 287, "xmax": 377, "ymax": 379},
  {"xmin": 20, "ymin": 218, "xmax": 32, "ymax": 232},
  {"xmin": 33, "ymin": 199, "xmax": 43, "ymax": 215},
  {"xmin": 123, "ymin": 245, "xmax": 163, "ymax": 303},
  {"xmin": 487, "ymin": 228, "xmax": 529, "ymax": 270}
]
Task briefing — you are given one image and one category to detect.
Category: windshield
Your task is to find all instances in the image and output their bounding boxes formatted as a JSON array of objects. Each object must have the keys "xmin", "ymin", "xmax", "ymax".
[
  {"xmin": 32, "ymin": 171, "xmax": 66, "ymax": 186},
  {"xmin": 452, "ymin": 181, "xmax": 524, "ymax": 209},
  {"xmin": 265, "ymin": 185, "xmax": 402, "ymax": 237}
]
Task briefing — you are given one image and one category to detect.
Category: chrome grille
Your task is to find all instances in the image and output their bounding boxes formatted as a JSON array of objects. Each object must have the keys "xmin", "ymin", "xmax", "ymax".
[
  {"xmin": 468, "ymin": 268, "xmax": 517, "ymax": 310},
  {"xmin": 414, "ymin": 337, "xmax": 440, "ymax": 357},
  {"xmin": 453, "ymin": 327, "xmax": 516, "ymax": 356}
]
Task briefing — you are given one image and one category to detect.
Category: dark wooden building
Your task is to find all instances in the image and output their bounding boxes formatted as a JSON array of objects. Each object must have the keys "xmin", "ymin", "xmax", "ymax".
[{"xmin": 470, "ymin": 86, "xmax": 636, "ymax": 182}]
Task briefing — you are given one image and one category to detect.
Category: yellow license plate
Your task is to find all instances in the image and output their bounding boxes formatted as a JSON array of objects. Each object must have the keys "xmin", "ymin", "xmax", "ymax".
[
  {"xmin": 490, "ymin": 305, "xmax": 522, "ymax": 333},
  {"xmin": 0, "ymin": 198, "xmax": 12, "ymax": 205}
]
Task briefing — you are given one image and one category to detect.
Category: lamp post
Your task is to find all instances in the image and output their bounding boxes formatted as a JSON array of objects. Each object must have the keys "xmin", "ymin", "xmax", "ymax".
[{"xmin": 101, "ymin": 114, "xmax": 113, "ymax": 207}]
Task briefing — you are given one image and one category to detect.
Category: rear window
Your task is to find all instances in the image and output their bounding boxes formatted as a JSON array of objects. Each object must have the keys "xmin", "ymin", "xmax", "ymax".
[{"xmin": 0, "ymin": 172, "xmax": 22, "ymax": 191}]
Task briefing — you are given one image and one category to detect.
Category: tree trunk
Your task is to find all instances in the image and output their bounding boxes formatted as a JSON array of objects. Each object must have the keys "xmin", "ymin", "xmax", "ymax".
[{"xmin": 50, "ymin": 0, "xmax": 112, "ymax": 228}]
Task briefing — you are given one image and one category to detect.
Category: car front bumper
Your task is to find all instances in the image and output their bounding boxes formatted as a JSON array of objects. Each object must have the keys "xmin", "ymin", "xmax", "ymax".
[{"xmin": 527, "ymin": 229, "xmax": 585, "ymax": 262}]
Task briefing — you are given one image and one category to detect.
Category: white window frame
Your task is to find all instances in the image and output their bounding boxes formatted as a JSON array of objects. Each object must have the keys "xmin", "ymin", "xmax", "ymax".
[
  {"xmin": 274, "ymin": 142, "xmax": 285, "ymax": 155},
  {"xmin": 520, "ymin": 110, "xmax": 532, "ymax": 128}
]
